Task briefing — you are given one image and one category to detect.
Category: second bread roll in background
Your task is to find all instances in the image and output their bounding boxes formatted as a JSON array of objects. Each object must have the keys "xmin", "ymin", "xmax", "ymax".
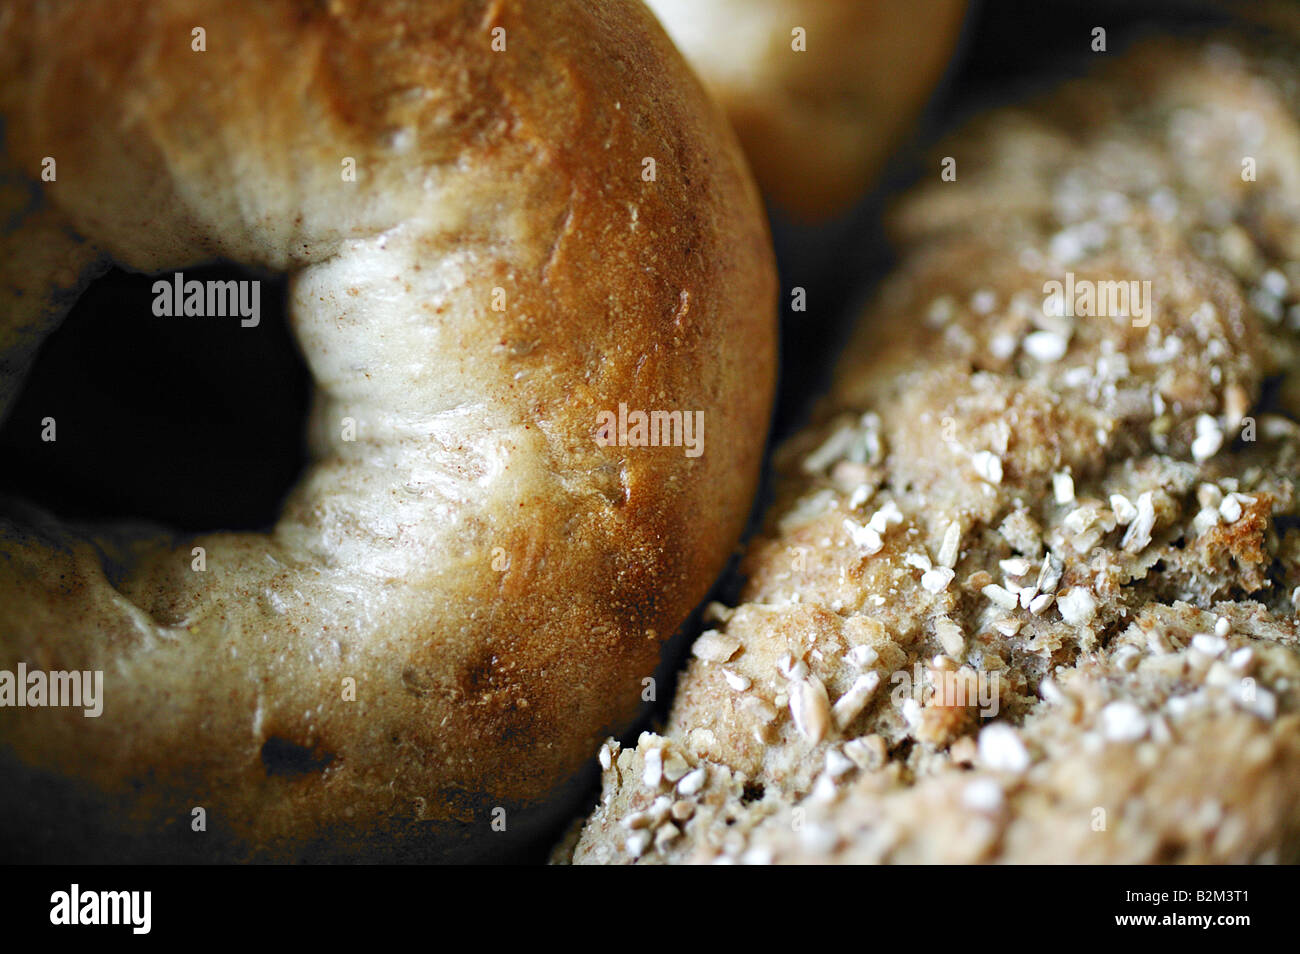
[{"xmin": 647, "ymin": 0, "xmax": 969, "ymax": 221}]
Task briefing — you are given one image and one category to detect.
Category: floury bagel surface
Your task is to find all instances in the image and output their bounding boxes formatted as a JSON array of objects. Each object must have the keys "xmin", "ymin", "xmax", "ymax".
[{"xmin": 0, "ymin": 0, "xmax": 777, "ymax": 861}]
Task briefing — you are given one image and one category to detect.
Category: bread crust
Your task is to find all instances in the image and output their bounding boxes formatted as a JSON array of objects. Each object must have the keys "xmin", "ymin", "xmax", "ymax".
[
  {"xmin": 646, "ymin": 0, "xmax": 969, "ymax": 220},
  {"xmin": 0, "ymin": 0, "xmax": 776, "ymax": 861},
  {"xmin": 564, "ymin": 33, "xmax": 1300, "ymax": 865}
]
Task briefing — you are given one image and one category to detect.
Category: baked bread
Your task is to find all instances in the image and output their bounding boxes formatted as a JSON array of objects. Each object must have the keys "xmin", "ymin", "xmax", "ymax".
[
  {"xmin": 561, "ymin": 32, "xmax": 1300, "ymax": 864},
  {"xmin": 0, "ymin": 0, "xmax": 776, "ymax": 861},
  {"xmin": 645, "ymin": 0, "xmax": 969, "ymax": 221}
]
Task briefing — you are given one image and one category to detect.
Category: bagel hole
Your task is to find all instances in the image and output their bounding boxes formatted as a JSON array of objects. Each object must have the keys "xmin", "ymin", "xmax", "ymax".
[{"xmin": 0, "ymin": 264, "xmax": 310, "ymax": 531}]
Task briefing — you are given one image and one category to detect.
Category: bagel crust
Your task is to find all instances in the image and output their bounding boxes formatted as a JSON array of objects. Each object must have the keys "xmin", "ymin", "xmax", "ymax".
[{"xmin": 0, "ymin": 0, "xmax": 776, "ymax": 861}]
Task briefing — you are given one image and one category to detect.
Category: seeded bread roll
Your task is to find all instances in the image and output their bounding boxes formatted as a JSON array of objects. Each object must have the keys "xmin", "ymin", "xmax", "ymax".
[
  {"xmin": 0, "ymin": 0, "xmax": 776, "ymax": 862},
  {"xmin": 561, "ymin": 34, "xmax": 1300, "ymax": 864}
]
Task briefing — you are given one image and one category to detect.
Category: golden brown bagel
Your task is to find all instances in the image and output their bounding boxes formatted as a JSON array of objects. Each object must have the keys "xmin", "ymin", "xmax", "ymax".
[
  {"xmin": 646, "ymin": 0, "xmax": 969, "ymax": 221},
  {"xmin": 0, "ymin": 0, "xmax": 776, "ymax": 861}
]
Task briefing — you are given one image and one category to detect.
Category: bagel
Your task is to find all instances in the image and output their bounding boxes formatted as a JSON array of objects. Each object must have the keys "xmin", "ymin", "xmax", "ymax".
[
  {"xmin": 0, "ymin": 0, "xmax": 776, "ymax": 861},
  {"xmin": 645, "ymin": 0, "xmax": 969, "ymax": 221},
  {"xmin": 561, "ymin": 30, "xmax": 1300, "ymax": 864}
]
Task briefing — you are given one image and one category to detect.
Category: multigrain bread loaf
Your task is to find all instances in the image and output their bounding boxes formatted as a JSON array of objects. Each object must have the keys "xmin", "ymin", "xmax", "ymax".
[{"xmin": 560, "ymin": 33, "xmax": 1300, "ymax": 864}]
